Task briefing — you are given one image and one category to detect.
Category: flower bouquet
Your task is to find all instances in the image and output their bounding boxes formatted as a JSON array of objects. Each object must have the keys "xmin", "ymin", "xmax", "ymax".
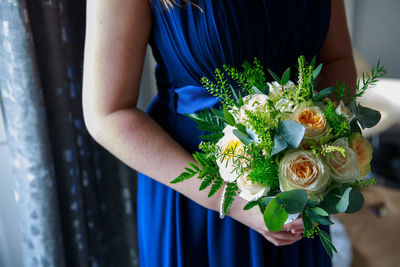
[{"xmin": 171, "ymin": 56, "xmax": 385, "ymax": 256}]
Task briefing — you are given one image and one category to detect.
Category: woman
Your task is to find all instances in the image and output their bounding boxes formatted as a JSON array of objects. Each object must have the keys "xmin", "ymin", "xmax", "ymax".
[{"xmin": 82, "ymin": 0, "xmax": 356, "ymax": 266}]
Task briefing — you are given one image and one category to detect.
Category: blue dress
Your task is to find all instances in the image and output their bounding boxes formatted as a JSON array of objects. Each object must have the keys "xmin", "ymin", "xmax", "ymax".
[{"xmin": 137, "ymin": 0, "xmax": 332, "ymax": 266}]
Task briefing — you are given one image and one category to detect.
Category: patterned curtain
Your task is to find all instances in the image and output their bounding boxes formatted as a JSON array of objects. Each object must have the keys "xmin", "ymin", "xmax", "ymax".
[{"xmin": 0, "ymin": 1, "xmax": 139, "ymax": 266}]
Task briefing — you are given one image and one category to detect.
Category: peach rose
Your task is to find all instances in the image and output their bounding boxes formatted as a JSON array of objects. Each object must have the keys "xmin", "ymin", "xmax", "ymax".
[
  {"xmin": 291, "ymin": 103, "xmax": 330, "ymax": 142},
  {"xmin": 349, "ymin": 133, "xmax": 373, "ymax": 178},
  {"xmin": 279, "ymin": 150, "xmax": 330, "ymax": 201},
  {"xmin": 325, "ymin": 138, "xmax": 360, "ymax": 183}
]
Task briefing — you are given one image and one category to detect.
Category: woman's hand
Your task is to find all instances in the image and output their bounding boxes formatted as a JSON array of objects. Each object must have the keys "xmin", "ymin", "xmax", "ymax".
[{"xmin": 228, "ymin": 196, "xmax": 304, "ymax": 246}]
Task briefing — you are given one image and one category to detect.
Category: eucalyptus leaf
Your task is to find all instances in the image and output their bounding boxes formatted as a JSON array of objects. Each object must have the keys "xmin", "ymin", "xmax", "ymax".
[
  {"xmin": 318, "ymin": 188, "xmax": 341, "ymax": 214},
  {"xmin": 313, "ymin": 207, "xmax": 329, "ymax": 216},
  {"xmin": 271, "ymin": 120, "xmax": 305, "ymax": 155},
  {"xmin": 281, "ymin": 68, "xmax": 291, "ymax": 85},
  {"xmin": 223, "ymin": 107, "xmax": 236, "ymax": 126},
  {"xmin": 236, "ymin": 124, "xmax": 247, "ymax": 135},
  {"xmin": 350, "ymin": 119, "xmax": 362, "ymax": 133},
  {"xmin": 275, "ymin": 189, "xmax": 308, "ymax": 214},
  {"xmin": 233, "ymin": 129, "xmax": 253, "ymax": 146},
  {"xmin": 313, "ymin": 63, "xmax": 323, "ymax": 79},
  {"xmin": 312, "ymin": 86, "xmax": 335, "ymax": 102},
  {"xmin": 349, "ymin": 102, "xmax": 381, "ymax": 129},
  {"xmin": 252, "ymin": 86, "xmax": 266, "ymax": 95},
  {"xmin": 310, "ymin": 56, "xmax": 317, "ymax": 68},
  {"xmin": 336, "ymin": 187, "xmax": 352, "ymax": 213},
  {"xmin": 345, "ymin": 188, "xmax": 364, "ymax": 214},
  {"xmin": 268, "ymin": 69, "xmax": 281, "ymax": 84},
  {"xmin": 263, "ymin": 198, "xmax": 289, "ymax": 232},
  {"xmin": 262, "ymin": 196, "xmax": 274, "ymax": 207}
]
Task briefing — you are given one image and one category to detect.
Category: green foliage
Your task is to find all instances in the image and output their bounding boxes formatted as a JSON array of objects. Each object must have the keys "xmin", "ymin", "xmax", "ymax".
[
  {"xmin": 335, "ymin": 60, "xmax": 386, "ymax": 102},
  {"xmin": 348, "ymin": 178, "xmax": 376, "ymax": 189},
  {"xmin": 319, "ymin": 145, "xmax": 346, "ymax": 158},
  {"xmin": 263, "ymin": 198, "xmax": 289, "ymax": 232},
  {"xmin": 245, "ymin": 108, "xmax": 277, "ymax": 154},
  {"xmin": 324, "ymin": 101, "xmax": 350, "ymax": 138},
  {"xmin": 248, "ymin": 156, "xmax": 279, "ymax": 189},
  {"xmin": 271, "ymin": 120, "xmax": 305, "ymax": 155},
  {"xmin": 242, "ymin": 58, "xmax": 268, "ymax": 93},
  {"xmin": 296, "ymin": 56, "xmax": 315, "ymax": 101},
  {"xmin": 223, "ymin": 64, "xmax": 253, "ymax": 95},
  {"xmin": 275, "ymin": 190, "xmax": 308, "ymax": 214},
  {"xmin": 208, "ymin": 177, "xmax": 224, "ymax": 197},
  {"xmin": 243, "ymin": 200, "xmax": 259, "ymax": 210},
  {"xmin": 349, "ymin": 102, "xmax": 381, "ymax": 129},
  {"xmin": 223, "ymin": 182, "xmax": 238, "ymax": 215},
  {"xmin": 201, "ymin": 69, "xmax": 236, "ymax": 108}
]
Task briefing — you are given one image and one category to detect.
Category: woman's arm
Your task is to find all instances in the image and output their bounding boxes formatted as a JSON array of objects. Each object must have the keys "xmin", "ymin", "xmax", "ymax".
[
  {"xmin": 317, "ymin": 0, "xmax": 357, "ymax": 97},
  {"xmin": 83, "ymin": 0, "xmax": 222, "ymax": 210}
]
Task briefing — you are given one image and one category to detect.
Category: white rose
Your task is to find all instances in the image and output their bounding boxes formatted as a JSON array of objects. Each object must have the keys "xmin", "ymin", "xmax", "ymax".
[
  {"xmin": 325, "ymin": 138, "xmax": 360, "ymax": 183},
  {"xmin": 279, "ymin": 150, "xmax": 330, "ymax": 201},
  {"xmin": 236, "ymin": 94, "xmax": 269, "ymax": 125},
  {"xmin": 335, "ymin": 100, "xmax": 355, "ymax": 123},
  {"xmin": 216, "ymin": 125, "xmax": 245, "ymax": 182},
  {"xmin": 268, "ymin": 81, "xmax": 295, "ymax": 99},
  {"xmin": 237, "ymin": 172, "xmax": 269, "ymax": 201},
  {"xmin": 275, "ymin": 98, "xmax": 296, "ymax": 113}
]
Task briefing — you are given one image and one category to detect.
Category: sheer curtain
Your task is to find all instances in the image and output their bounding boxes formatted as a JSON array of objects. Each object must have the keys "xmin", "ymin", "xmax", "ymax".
[{"xmin": 0, "ymin": 1, "xmax": 155, "ymax": 266}]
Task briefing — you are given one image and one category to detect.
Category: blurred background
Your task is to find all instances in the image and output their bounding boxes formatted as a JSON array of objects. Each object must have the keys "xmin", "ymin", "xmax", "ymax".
[{"xmin": 0, "ymin": 0, "xmax": 399, "ymax": 266}]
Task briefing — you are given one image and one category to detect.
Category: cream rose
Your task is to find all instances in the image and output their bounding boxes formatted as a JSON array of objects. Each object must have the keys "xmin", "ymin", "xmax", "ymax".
[
  {"xmin": 349, "ymin": 133, "xmax": 373, "ymax": 178},
  {"xmin": 335, "ymin": 100, "xmax": 355, "ymax": 123},
  {"xmin": 268, "ymin": 81, "xmax": 295, "ymax": 99},
  {"xmin": 216, "ymin": 125, "xmax": 246, "ymax": 182},
  {"xmin": 279, "ymin": 150, "xmax": 330, "ymax": 201},
  {"xmin": 237, "ymin": 172, "xmax": 269, "ymax": 201},
  {"xmin": 325, "ymin": 138, "xmax": 360, "ymax": 183},
  {"xmin": 291, "ymin": 103, "xmax": 330, "ymax": 142}
]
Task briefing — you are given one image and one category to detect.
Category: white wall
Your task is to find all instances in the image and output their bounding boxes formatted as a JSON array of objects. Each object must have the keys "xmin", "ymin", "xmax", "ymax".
[{"xmin": 351, "ymin": 0, "xmax": 400, "ymax": 78}]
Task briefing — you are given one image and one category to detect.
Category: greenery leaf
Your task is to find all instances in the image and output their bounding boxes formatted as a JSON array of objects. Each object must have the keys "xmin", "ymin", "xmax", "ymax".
[
  {"xmin": 313, "ymin": 63, "xmax": 323, "ymax": 79},
  {"xmin": 223, "ymin": 107, "xmax": 236, "ymax": 126},
  {"xmin": 236, "ymin": 124, "xmax": 248, "ymax": 135},
  {"xmin": 281, "ymin": 68, "xmax": 291, "ymax": 85},
  {"xmin": 263, "ymin": 198, "xmax": 289, "ymax": 232},
  {"xmin": 312, "ymin": 86, "xmax": 335, "ymax": 102},
  {"xmin": 199, "ymin": 175, "xmax": 214, "ymax": 191},
  {"xmin": 223, "ymin": 182, "xmax": 238, "ymax": 214},
  {"xmin": 171, "ymin": 171, "xmax": 196, "ymax": 184},
  {"xmin": 199, "ymin": 132, "xmax": 224, "ymax": 142},
  {"xmin": 243, "ymin": 200, "xmax": 259, "ymax": 210},
  {"xmin": 268, "ymin": 69, "xmax": 281, "ymax": 84},
  {"xmin": 312, "ymin": 207, "xmax": 329, "ymax": 216},
  {"xmin": 349, "ymin": 102, "xmax": 381, "ymax": 129},
  {"xmin": 271, "ymin": 120, "xmax": 305, "ymax": 155},
  {"xmin": 275, "ymin": 189, "xmax": 308, "ymax": 214},
  {"xmin": 319, "ymin": 229, "xmax": 337, "ymax": 258},
  {"xmin": 336, "ymin": 187, "xmax": 352, "ymax": 212},
  {"xmin": 233, "ymin": 129, "xmax": 253, "ymax": 146},
  {"xmin": 345, "ymin": 188, "xmax": 364, "ymax": 213},
  {"xmin": 208, "ymin": 178, "xmax": 223, "ymax": 197},
  {"xmin": 252, "ymin": 86, "xmax": 267, "ymax": 95}
]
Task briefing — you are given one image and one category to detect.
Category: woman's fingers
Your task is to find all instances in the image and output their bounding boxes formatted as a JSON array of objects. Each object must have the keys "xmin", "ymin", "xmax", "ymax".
[
  {"xmin": 282, "ymin": 218, "xmax": 304, "ymax": 231},
  {"xmin": 264, "ymin": 232, "xmax": 303, "ymax": 246}
]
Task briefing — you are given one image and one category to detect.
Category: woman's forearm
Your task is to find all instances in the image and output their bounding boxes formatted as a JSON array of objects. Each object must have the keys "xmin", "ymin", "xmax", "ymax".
[{"xmin": 86, "ymin": 106, "xmax": 224, "ymax": 212}]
